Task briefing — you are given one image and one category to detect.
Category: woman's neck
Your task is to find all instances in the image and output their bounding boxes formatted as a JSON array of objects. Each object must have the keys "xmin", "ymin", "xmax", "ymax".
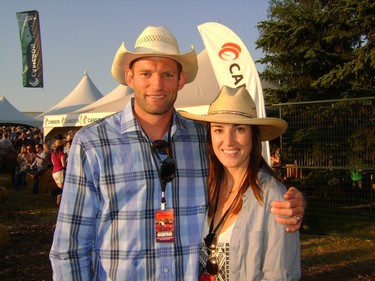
[{"xmin": 222, "ymin": 167, "xmax": 247, "ymax": 194}]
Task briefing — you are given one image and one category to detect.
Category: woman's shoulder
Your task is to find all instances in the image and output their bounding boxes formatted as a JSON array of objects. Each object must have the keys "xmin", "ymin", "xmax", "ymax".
[{"xmin": 258, "ymin": 169, "xmax": 287, "ymax": 198}]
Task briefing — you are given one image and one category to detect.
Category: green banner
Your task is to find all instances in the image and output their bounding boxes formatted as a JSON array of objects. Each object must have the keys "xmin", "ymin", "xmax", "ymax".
[{"xmin": 16, "ymin": 10, "xmax": 44, "ymax": 88}]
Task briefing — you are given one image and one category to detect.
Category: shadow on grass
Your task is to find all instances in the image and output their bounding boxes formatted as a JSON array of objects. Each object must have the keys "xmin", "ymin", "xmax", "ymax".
[
  {"xmin": 1, "ymin": 188, "xmax": 374, "ymax": 281},
  {"xmin": 0, "ymin": 189, "xmax": 58, "ymax": 281},
  {"xmin": 300, "ymin": 234, "xmax": 375, "ymax": 280}
]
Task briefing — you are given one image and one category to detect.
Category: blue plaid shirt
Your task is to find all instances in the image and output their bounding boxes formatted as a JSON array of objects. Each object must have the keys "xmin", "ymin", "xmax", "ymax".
[{"xmin": 50, "ymin": 98, "xmax": 208, "ymax": 280}]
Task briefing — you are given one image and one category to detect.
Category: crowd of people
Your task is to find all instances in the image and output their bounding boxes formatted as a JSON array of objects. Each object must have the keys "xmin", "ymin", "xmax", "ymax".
[{"xmin": 0, "ymin": 125, "xmax": 73, "ymax": 204}]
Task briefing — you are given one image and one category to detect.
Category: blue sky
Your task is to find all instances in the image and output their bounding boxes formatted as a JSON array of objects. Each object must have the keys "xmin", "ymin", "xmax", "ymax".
[{"xmin": 0, "ymin": 0, "xmax": 270, "ymax": 113}]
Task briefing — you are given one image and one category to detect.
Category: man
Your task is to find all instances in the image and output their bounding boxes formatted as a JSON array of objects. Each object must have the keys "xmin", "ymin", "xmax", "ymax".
[
  {"xmin": 0, "ymin": 132, "xmax": 15, "ymax": 174},
  {"xmin": 29, "ymin": 143, "xmax": 50, "ymax": 194},
  {"xmin": 50, "ymin": 26, "xmax": 304, "ymax": 280}
]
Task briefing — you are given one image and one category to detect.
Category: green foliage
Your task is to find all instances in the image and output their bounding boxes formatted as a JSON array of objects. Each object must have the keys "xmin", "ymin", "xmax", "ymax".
[{"xmin": 257, "ymin": 0, "xmax": 375, "ymax": 103}]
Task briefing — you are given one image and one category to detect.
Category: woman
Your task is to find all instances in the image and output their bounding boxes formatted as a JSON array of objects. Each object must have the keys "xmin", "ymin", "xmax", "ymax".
[
  {"xmin": 14, "ymin": 145, "xmax": 36, "ymax": 190},
  {"xmin": 51, "ymin": 139, "xmax": 66, "ymax": 207},
  {"xmin": 180, "ymin": 86, "xmax": 301, "ymax": 280},
  {"xmin": 16, "ymin": 145, "xmax": 28, "ymax": 172}
]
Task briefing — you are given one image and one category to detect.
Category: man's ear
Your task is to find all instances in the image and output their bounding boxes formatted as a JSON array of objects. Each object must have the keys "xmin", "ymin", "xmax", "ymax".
[
  {"xmin": 125, "ymin": 69, "xmax": 133, "ymax": 87},
  {"xmin": 178, "ymin": 71, "xmax": 187, "ymax": 91}
]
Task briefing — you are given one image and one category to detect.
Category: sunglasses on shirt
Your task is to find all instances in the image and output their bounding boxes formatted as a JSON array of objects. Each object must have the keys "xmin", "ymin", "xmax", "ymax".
[
  {"xmin": 152, "ymin": 140, "xmax": 175, "ymax": 183},
  {"xmin": 204, "ymin": 232, "xmax": 219, "ymax": 275}
]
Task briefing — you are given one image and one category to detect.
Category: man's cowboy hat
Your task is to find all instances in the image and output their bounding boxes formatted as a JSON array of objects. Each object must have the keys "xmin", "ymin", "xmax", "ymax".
[
  {"xmin": 179, "ymin": 86, "xmax": 288, "ymax": 141},
  {"xmin": 111, "ymin": 26, "xmax": 198, "ymax": 86},
  {"xmin": 54, "ymin": 139, "xmax": 65, "ymax": 148}
]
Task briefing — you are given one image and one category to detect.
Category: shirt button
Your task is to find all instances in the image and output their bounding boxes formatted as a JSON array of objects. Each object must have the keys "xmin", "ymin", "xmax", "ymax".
[{"xmin": 163, "ymin": 268, "xmax": 169, "ymax": 273}]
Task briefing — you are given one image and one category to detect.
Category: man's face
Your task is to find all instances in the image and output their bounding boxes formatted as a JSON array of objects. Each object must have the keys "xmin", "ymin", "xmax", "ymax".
[{"xmin": 125, "ymin": 57, "xmax": 186, "ymax": 117}]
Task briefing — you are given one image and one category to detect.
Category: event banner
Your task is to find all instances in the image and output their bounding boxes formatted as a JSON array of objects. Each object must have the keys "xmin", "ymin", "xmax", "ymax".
[
  {"xmin": 197, "ymin": 22, "xmax": 270, "ymax": 161},
  {"xmin": 16, "ymin": 10, "xmax": 44, "ymax": 88}
]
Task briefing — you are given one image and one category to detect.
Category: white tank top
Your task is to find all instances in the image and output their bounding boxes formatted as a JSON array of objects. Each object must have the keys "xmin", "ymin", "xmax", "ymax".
[{"xmin": 199, "ymin": 218, "xmax": 236, "ymax": 280}]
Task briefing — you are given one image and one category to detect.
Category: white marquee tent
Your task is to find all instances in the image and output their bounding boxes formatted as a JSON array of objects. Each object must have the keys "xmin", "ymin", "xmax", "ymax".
[
  {"xmin": 43, "ymin": 49, "xmax": 275, "ymax": 139},
  {"xmin": 0, "ymin": 96, "xmax": 42, "ymax": 127},
  {"xmin": 175, "ymin": 48, "xmax": 220, "ymax": 113},
  {"xmin": 73, "ymin": 84, "xmax": 133, "ymax": 114},
  {"xmin": 37, "ymin": 70, "xmax": 103, "ymax": 119}
]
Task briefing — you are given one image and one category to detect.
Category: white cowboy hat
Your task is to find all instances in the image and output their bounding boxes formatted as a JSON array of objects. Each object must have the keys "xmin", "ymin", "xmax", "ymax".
[
  {"xmin": 179, "ymin": 86, "xmax": 288, "ymax": 141},
  {"xmin": 111, "ymin": 26, "xmax": 198, "ymax": 86}
]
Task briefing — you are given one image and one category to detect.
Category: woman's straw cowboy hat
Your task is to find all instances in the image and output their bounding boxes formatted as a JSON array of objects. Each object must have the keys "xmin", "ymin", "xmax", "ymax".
[
  {"xmin": 179, "ymin": 86, "xmax": 288, "ymax": 141},
  {"xmin": 54, "ymin": 139, "xmax": 65, "ymax": 148},
  {"xmin": 111, "ymin": 26, "xmax": 198, "ymax": 86}
]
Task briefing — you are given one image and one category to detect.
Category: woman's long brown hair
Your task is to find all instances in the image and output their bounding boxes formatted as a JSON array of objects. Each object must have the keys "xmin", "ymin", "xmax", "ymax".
[{"xmin": 206, "ymin": 123, "xmax": 280, "ymax": 218}]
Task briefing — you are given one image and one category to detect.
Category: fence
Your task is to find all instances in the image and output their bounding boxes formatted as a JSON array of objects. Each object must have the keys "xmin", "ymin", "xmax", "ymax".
[{"xmin": 268, "ymin": 97, "xmax": 375, "ymax": 239}]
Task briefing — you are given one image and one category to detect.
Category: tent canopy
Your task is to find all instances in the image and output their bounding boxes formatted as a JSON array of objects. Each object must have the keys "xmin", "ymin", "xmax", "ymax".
[
  {"xmin": 43, "ymin": 85, "xmax": 133, "ymax": 139},
  {"xmin": 0, "ymin": 96, "xmax": 42, "ymax": 127},
  {"xmin": 175, "ymin": 49, "xmax": 220, "ymax": 109},
  {"xmin": 37, "ymin": 70, "xmax": 103, "ymax": 118},
  {"xmin": 43, "ymin": 49, "xmax": 276, "ymax": 136},
  {"xmin": 73, "ymin": 84, "xmax": 133, "ymax": 114}
]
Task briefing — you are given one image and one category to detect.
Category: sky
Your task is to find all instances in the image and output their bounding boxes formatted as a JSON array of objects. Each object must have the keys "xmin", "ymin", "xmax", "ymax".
[{"xmin": 0, "ymin": 0, "xmax": 270, "ymax": 113}]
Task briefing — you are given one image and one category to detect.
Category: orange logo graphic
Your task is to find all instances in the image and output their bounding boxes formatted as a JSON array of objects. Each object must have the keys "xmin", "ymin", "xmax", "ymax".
[{"xmin": 218, "ymin": 43, "xmax": 241, "ymax": 61}]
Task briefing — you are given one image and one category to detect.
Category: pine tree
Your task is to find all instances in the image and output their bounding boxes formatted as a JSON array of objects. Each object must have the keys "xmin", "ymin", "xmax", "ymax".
[{"xmin": 256, "ymin": 0, "xmax": 375, "ymax": 103}]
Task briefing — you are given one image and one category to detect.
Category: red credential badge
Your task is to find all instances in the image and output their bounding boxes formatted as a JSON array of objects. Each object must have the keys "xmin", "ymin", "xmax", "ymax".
[
  {"xmin": 200, "ymin": 273, "xmax": 215, "ymax": 281},
  {"xmin": 155, "ymin": 209, "xmax": 175, "ymax": 242}
]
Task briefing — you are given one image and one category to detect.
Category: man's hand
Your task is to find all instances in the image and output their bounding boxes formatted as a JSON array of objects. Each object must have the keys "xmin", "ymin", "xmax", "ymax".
[{"xmin": 271, "ymin": 187, "xmax": 306, "ymax": 233}]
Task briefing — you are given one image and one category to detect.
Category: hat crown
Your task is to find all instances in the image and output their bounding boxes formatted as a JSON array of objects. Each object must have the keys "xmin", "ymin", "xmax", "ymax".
[
  {"xmin": 111, "ymin": 25, "xmax": 198, "ymax": 85},
  {"xmin": 133, "ymin": 26, "xmax": 180, "ymax": 55},
  {"xmin": 55, "ymin": 139, "xmax": 65, "ymax": 148},
  {"xmin": 208, "ymin": 86, "xmax": 257, "ymax": 119}
]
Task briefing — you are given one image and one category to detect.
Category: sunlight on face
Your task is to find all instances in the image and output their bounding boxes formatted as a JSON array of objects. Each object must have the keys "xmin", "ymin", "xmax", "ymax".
[
  {"xmin": 210, "ymin": 123, "xmax": 252, "ymax": 170},
  {"xmin": 125, "ymin": 57, "xmax": 186, "ymax": 116}
]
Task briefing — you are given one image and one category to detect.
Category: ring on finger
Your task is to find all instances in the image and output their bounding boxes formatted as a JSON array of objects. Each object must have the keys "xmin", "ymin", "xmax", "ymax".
[{"xmin": 294, "ymin": 216, "xmax": 302, "ymax": 223}]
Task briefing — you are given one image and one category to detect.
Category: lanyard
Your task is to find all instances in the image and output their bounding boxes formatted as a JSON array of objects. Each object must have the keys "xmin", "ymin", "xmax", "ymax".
[{"xmin": 148, "ymin": 126, "xmax": 173, "ymax": 210}]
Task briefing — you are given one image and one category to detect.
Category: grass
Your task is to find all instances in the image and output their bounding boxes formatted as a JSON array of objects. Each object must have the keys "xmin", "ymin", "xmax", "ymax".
[
  {"xmin": 300, "ymin": 234, "xmax": 375, "ymax": 280},
  {"xmin": 0, "ymin": 188, "xmax": 374, "ymax": 280}
]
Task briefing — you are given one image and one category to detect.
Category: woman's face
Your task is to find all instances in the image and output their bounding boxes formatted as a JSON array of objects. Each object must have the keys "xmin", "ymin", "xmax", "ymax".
[{"xmin": 210, "ymin": 123, "xmax": 252, "ymax": 170}]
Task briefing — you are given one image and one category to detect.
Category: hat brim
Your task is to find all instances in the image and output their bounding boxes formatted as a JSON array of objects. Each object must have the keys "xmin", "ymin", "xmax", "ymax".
[
  {"xmin": 179, "ymin": 111, "xmax": 287, "ymax": 141},
  {"xmin": 111, "ymin": 43, "xmax": 198, "ymax": 86}
]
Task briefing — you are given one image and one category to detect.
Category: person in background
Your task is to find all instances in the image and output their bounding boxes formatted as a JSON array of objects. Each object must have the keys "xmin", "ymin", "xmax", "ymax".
[
  {"xmin": 16, "ymin": 145, "xmax": 28, "ymax": 173},
  {"xmin": 0, "ymin": 132, "xmax": 15, "ymax": 173},
  {"xmin": 31, "ymin": 130, "xmax": 43, "ymax": 146},
  {"xmin": 63, "ymin": 133, "xmax": 73, "ymax": 160},
  {"xmin": 180, "ymin": 86, "xmax": 300, "ymax": 280},
  {"xmin": 0, "ymin": 132, "xmax": 13, "ymax": 150},
  {"xmin": 29, "ymin": 143, "xmax": 50, "ymax": 194},
  {"xmin": 50, "ymin": 139, "xmax": 67, "ymax": 208},
  {"xmin": 50, "ymin": 25, "xmax": 305, "ymax": 280},
  {"xmin": 43, "ymin": 143, "xmax": 53, "ymax": 168},
  {"xmin": 14, "ymin": 144, "xmax": 36, "ymax": 190}
]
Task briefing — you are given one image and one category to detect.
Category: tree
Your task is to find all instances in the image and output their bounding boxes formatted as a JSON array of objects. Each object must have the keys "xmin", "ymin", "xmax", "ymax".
[{"xmin": 256, "ymin": 0, "xmax": 375, "ymax": 104}]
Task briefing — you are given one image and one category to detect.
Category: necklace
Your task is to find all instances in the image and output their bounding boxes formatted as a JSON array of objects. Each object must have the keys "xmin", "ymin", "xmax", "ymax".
[{"xmin": 209, "ymin": 182, "xmax": 242, "ymax": 235}]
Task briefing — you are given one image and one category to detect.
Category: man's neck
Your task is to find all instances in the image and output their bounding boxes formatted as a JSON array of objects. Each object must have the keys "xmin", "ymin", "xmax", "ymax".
[{"xmin": 135, "ymin": 111, "xmax": 173, "ymax": 140}]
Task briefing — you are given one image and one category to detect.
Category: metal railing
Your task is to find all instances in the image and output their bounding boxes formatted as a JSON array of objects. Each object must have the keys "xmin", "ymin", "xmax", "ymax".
[{"xmin": 268, "ymin": 97, "xmax": 375, "ymax": 239}]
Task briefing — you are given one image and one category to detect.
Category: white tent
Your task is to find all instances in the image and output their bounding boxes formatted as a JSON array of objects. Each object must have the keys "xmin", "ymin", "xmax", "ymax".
[
  {"xmin": 73, "ymin": 84, "xmax": 133, "ymax": 114},
  {"xmin": 37, "ymin": 70, "xmax": 103, "ymax": 118},
  {"xmin": 68, "ymin": 49, "xmax": 220, "ymax": 116},
  {"xmin": 0, "ymin": 96, "xmax": 42, "ymax": 127},
  {"xmin": 175, "ymin": 49, "xmax": 220, "ymax": 113},
  {"xmin": 176, "ymin": 48, "xmax": 277, "ymax": 114},
  {"xmin": 43, "ymin": 49, "xmax": 275, "ymax": 137},
  {"xmin": 43, "ymin": 85, "xmax": 132, "ymax": 139}
]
